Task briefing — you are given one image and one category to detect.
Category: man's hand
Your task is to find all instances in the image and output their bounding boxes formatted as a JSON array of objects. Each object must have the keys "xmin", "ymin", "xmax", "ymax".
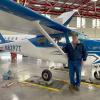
[{"xmin": 81, "ymin": 61, "xmax": 84, "ymax": 66}]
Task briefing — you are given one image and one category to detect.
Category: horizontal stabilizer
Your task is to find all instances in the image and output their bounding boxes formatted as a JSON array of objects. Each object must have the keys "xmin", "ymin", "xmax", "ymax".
[{"xmin": 0, "ymin": 33, "xmax": 6, "ymax": 44}]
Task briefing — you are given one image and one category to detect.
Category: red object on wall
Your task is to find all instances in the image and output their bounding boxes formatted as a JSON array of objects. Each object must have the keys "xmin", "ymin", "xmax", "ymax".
[{"xmin": 11, "ymin": 52, "xmax": 17, "ymax": 63}]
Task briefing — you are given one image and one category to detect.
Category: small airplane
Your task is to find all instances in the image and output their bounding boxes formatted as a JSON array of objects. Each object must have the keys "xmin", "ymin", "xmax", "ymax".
[
  {"xmin": 0, "ymin": 32, "xmax": 100, "ymax": 81},
  {"xmin": 0, "ymin": 0, "xmax": 100, "ymax": 81}
]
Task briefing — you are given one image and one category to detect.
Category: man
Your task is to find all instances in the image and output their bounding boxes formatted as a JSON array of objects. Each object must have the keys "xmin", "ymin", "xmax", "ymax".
[{"xmin": 63, "ymin": 33, "xmax": 88, "ymax": 91}]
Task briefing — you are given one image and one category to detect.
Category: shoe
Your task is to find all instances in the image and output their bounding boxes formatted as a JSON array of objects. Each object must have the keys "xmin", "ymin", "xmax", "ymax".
[
  {"xmin": 69, "ymin": 84, "xmax": 75, "ymax": 91},
  {"xmin": 74, "ymin": 86, "xmax": 80, "ymax": 91}
]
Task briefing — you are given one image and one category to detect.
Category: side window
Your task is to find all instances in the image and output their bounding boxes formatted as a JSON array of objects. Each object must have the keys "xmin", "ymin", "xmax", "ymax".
[
  {"xmin": 52, "ymin": 37, "xmax": 66, "ymax": 46},
  {"xmin": 58, "ymin": 37, "xmax": 66, "ymax": 44},
  {"xmin": 38, "ymin": 37, "xmax": 46, "ymax": 45},
  {"xmin": 78, "ymin": 34, "xmax": 88, "ymax": 39}
]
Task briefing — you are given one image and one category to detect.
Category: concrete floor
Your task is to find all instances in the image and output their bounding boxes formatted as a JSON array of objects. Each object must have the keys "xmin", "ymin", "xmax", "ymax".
[{"xmin": 0, "ymin": 52, "xmax": 100, "ymax": 100}]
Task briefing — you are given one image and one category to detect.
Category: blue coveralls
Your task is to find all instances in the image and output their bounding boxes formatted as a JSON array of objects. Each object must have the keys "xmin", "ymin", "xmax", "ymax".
[{"xmin": 63, "ymin": 42, "xmax": 87, "ymax": 86}]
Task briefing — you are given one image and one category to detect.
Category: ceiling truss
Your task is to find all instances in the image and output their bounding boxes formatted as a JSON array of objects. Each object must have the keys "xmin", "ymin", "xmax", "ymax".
[{"xmin": 14, "ymin": 0, "xmax": 100, "ymax": 19}]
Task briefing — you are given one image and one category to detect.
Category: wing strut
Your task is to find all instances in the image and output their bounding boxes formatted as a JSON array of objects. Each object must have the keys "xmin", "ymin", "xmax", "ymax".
[{"xmin": 34, "ymin": 21, "xmax": 66, "ymax": 56}]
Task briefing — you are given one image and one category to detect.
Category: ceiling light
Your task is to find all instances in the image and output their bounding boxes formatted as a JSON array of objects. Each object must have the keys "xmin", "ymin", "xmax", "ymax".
[
  {"xmin": 73, "ymin": 9, "xmax": 78, "ymax": 12},
  {"xmin": 59, "ymin": 1, "xmax": 64, "ymax": 4},
  {"xmin": 34, "ymin": 4, "xmax": 41, "ymax": 7},
  {"xmin": 54, "ymin": 7, "xmax": 61, "ymax": 10},
  {"xmin": 65, "ymin": 2, "xmax": 72, "ymax": 5},
  {"xmin": 91, "ymin": 0, "xmax": 97, "ymax": 1}
]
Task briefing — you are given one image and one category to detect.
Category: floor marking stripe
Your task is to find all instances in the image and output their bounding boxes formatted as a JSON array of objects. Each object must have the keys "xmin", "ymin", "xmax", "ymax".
[
  {"xmin": 20, "ymin": 79, "xmax": 100, "ymax": 92},
  {"xmin": 55, "ymin": 79, "xmax": 100, "ymax": 88},
  {"xmin": 81, "ymin": 82, "xmax": 100, "ymax": 88},
  {"xmin": 21, "ymin": 81, "xmax": 61, "ymax": 92}
]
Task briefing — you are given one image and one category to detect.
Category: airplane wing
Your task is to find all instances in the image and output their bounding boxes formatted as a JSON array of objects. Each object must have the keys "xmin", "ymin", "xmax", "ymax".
[
  {"xmin": 0, "ymin": 0, "xmax": 72, "ymax": 35},
  {"xmin": 0, "ymin": 0, "xmax": 78, "ymax": 56}
]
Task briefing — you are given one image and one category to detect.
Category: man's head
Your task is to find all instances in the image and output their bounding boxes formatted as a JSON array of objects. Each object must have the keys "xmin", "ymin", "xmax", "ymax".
[{"xmin": 71, "ymin": 33, "xmax": 78, "ymax": 44}]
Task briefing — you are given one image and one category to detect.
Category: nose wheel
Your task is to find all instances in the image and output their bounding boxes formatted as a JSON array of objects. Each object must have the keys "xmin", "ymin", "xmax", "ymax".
[{"xmin": 42, "ymin": 69, "xmax": 52, "ymax": 81}]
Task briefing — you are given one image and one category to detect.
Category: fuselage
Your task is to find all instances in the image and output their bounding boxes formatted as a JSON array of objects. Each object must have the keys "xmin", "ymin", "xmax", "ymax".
[{"xmin": 0, "ymin": 37, "xmax": 67, "ymax": 64}]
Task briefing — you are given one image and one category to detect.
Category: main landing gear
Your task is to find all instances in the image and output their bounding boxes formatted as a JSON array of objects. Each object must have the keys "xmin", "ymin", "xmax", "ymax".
[{"xmin": 93, "ymin": 65, "xmax": 100, "ymax": 80}]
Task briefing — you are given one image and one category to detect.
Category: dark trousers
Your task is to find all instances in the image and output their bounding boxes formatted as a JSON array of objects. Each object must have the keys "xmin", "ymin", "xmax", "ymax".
[{"xmin": 68, "ymin": 60, "xmax": 82, "ymax": 86}]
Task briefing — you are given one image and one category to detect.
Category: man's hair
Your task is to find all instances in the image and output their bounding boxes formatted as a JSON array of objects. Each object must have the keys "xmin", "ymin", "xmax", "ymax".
[{"xmin": 71, "ymin": 32, "xmax": 78, "ymax": 37}]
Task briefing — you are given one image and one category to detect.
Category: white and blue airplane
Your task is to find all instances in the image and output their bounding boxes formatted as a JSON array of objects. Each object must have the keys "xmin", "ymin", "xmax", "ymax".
[
  {"xmin": 0, "ymin": 32, "xmax": 100, "ymax": 81},
  {"xmin": 0, "ymin": 0, "xmax": 100, "ymax": 81}
]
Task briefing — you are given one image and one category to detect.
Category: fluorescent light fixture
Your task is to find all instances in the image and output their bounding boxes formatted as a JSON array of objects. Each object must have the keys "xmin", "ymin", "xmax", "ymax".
[
  {"xmin": 34, "ymin": 4, "xmax": 41, "ymax": 7},
  {"xmin": 73, "ymin": 4, "xmax": 79, "ymax": 6},
  {"xmin": 54, "ymin": 7, "xmax": 61, "ymax": 10},
  {"xmin": 73, "ymin": 9, "xmax": 78, "ymax": 12},
  {"xmin": 89, "ymin": 11, "xmax": 94, "ymax": 13},
  {"xmin": 91, "ymin": 0, "xmax": 97, "ymax": 1},
  {"xmin": 42, "ymin": 14, "xmax": 51, "ymax": 19},
  {"xmin": 59, "ymin": 1, "xmax": 64, "ymax": 4},
  {"xmin": 65, "ymin": 2, "xmax": 72, "ymax": 5}
]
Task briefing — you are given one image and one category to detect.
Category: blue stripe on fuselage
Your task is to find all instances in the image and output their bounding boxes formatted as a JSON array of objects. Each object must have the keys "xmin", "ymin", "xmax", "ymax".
[
  {"xmin": 80, "ymin": 39, "xmax": 100, "ymax": 57},
  {"xmin": 81, "ymin": 39, "xmax": 100, "ymax": 51},
  {"xmin": 88, "ymin": 51, "xmax": 100, "ymax": 56}
]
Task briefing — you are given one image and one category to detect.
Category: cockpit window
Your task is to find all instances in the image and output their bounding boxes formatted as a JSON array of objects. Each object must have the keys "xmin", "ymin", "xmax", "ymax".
[
  {"xmin": 37, "ymin": 36, "xmax": 66, "ymax": 47},
  {"xmin": 37, "ymin": 37, "xmax": 47, "ymax": 44},
  {"xmin": 78, "ymin": 34, "xmax": 88, "ymax": 39}
]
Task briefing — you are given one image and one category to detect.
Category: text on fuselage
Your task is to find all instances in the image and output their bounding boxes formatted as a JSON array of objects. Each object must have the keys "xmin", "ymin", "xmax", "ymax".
[{"xmin": 5, "ymin": 45, "xmax": 21, "ymax": 52}]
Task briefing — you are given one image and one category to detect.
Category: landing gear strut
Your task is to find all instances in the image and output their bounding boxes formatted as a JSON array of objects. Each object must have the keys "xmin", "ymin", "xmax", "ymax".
[{"xmin": 42, "ymin": 69, "xmax": 52, "ymax": 81}]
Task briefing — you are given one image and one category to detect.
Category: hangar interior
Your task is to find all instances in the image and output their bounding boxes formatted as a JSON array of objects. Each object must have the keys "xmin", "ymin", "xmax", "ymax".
[
  {"xmin": 0, "ymin": 0, "xmax": 100, "ymax": 100},
  {"xmin": 1, "ymin": 0, "xmax": 100, "ymax": 38}
]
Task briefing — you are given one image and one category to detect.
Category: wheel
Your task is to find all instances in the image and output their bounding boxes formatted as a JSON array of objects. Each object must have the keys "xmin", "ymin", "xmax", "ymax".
[
  {"xmin": 94, "ymin": 71, "xmax": 100, "ymax": 80},
  {"xmin": 42, "ymin": 69, "xmax": 52, "ymax": 81}
]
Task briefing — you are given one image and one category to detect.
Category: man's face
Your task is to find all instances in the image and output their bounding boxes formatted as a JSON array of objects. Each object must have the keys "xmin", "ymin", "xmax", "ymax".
[{"xmin": 72, "ymin": 35, "xmax": 78, "ymax": 44}]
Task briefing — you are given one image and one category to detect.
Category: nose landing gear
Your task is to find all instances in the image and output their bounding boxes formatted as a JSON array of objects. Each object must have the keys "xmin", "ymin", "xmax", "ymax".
[{"xmin": 42, "ymin": 69, "xmax": 52, "ymax": 81}]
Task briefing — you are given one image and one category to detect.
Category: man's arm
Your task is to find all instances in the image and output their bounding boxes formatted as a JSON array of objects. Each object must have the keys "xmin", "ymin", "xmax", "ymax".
[
  {"xmin": 62, "ymin": 44, "xmax": 68, "ymax": 53},
  {"xmin": 82, "ymin": 44, "xmax": 88, "ymax": 61}
]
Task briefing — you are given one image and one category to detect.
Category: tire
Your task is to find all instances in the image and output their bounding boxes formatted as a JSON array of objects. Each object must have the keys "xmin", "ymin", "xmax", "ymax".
[
  {"xmin": 42, "ymin": 69, "xmax": 52, "ymax": 81},
  {"xmin": 94, "ymin": 71, "xmax": 100, "ymax": 80}
]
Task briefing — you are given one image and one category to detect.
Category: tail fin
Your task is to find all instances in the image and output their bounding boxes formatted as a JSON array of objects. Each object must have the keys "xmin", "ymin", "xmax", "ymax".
[
  {"xmin": 0, "ymin": 33, "xmax": 6, "ymax": 44},
  {"xmin": 54, "ymin": 10, "xmax": 76, "ymax": 26}
]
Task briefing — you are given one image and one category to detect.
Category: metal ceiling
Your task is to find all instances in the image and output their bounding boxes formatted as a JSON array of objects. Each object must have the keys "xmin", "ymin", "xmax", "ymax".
[{"xmin": 15, "ymin": 0, "xmax": 100, "ymax": 19}]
